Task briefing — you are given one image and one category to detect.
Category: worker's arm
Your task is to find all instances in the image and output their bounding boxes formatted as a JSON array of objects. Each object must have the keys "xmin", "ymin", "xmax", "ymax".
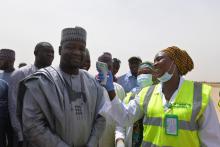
[
  {"xmin": 198, "ymin": 99, "xmax": 220, "ymax": 147},
  {"xmin": 109, "ymin": 95, "xmax": 143, "ymax": 127},
  {"xmin": 98, "ymin": 71, "xmax": 144, "ymax": 127}
]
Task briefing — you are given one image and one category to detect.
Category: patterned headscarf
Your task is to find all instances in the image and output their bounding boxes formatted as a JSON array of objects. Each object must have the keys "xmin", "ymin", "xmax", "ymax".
[
  {"xmin": 162, "ymin": 46, "xmax": 194, "ymax": 75},
  {"xmin": 0, "ymin": 49, "xmax": 15, "ymax": 60}
]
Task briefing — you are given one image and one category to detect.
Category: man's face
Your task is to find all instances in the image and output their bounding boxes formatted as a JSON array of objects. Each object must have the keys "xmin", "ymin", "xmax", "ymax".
[
  {"xmin": 112, "ymin": 62, "xmax": 120, "ymax": 75},
  {"xmin": 0, "ymin": 59, "xmax": 14, "ymax": 70},
  {"xmin": 129, "ymin": 60, "xmax": 141, "ymax": 77},
  {"xmin": 60, "ymin": 40, "xmax": 86, "ymax": 69},
  {"xmin": 36, "ymin": 47, "xmax": 54, "ymax": 67},
  {"xmin": 153, "ymin": 51, "xmax": 175, "ymax": 79}
]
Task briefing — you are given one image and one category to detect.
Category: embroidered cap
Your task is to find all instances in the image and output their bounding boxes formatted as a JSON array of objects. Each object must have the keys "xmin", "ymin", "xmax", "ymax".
[
  {"xmin": 61, "ymin": 26, "xmax": 87, "ymax": 45},
  {"xmin": 0, "ymin": 49, "xmax": 15, "ymax": 60}
]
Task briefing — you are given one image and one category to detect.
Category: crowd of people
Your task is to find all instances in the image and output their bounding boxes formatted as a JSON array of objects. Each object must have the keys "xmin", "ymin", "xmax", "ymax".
[{"xmin": 0, "ymin": 26, "xmax": 220, "ymax": 147}]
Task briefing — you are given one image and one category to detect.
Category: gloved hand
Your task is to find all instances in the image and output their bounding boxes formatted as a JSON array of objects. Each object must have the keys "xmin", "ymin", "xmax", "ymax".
[
  {"xmin": 96, "ymin": 71, "xmax": 114, "ymax": 92},
  {"xmin": 96, "ymin": 72, "xmax": 105, "ymax": 83},
  {"xmin": 105, "ymin": 71, "xmax": 114, "ymax": 91}
]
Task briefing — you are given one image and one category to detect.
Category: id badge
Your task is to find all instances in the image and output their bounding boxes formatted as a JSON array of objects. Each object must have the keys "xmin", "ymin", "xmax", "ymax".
[{"xmin": 164, "ymin": 114, "xmax": 178, "ymax": 136}]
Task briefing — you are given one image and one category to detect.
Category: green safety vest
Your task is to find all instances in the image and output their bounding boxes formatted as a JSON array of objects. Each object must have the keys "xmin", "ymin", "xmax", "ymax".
[
  {"xmin": 139, "ymin": 80, "xmax": 211, "ymax": 147},
  {"xmin": 124, "ymin": 91, "xmax": 136, "ymax": 104}
]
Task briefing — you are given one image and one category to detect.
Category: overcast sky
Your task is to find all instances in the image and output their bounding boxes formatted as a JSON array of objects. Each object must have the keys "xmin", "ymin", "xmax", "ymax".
[{"xmin": 0, "ymin": 0, "xmax": 219, "ymax": 82}]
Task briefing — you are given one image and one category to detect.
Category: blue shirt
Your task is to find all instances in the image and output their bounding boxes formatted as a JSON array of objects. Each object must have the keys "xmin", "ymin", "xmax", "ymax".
[
  {"xmin": 0, "ymin": 70, "xmax": 13, "ymax": 83},
  {"xmin": 0, "ymin": 79, "xmax": 8, "ymax": 118},
  {"xmin": 117, "ymin": 72, "xmax": 138, "ymax": 93}
]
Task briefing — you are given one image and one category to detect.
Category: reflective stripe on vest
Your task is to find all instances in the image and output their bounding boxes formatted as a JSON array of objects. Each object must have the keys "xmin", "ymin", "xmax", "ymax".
[
  {"xmin": 142, "ymin": 141, "xmax": 172, "ymax": 147},
  {"xmin": 142, "ymin": 117, "xmax": 198, "ymax": 131},
  {"xmin": 124, "ymin": 87, "xmax": 142, "ymax": 104},
  {"xmin": 142, "ymin": 85, "xmax": 155, "ymax": 113},
  {"xmin": 124, "ymin": 92, "xmax": 134, "ymax": 104},
  {"xmin": 140, "ymin": 80, "xmax": 211, "ymax": 147}
]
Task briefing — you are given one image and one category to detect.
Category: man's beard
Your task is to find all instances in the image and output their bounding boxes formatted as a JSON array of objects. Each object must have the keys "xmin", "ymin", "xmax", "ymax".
[{"xmin": 62, "ymin": 59, "xmax": 82, "ymax": 69}]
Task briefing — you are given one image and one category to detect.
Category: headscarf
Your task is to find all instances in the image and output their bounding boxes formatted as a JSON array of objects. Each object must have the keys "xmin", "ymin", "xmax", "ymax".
[{"xmin": 162, "ymin": 46, "xmax": 194, "ymax": 75}]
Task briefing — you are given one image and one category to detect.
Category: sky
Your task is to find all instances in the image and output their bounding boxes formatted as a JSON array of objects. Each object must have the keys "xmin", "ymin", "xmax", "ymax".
[{"xmin": 0, "ymin": 0, "xmax": 219, "ymax": 82}]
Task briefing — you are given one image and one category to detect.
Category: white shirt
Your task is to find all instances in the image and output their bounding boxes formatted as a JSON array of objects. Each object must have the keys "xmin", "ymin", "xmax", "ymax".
[
  {"xmin": 105, "ymin": 77, "xmax": 220, "ymax": 147},
  {"xmin": 99, "ymin": 82, "xmax": 126, "ymax": 147}
]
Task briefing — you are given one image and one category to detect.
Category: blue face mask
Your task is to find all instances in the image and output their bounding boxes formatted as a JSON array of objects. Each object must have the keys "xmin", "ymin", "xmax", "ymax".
[
  {"xmin": 157, "ymin": 62, "xmax": 174, "ymax": 83},
  {"xmin": 137, "ymin": 74, "xmax": 153, "ymax": 88}
]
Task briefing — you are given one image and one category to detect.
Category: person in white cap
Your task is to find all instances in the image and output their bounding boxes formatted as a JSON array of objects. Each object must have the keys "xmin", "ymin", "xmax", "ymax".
[{"xmin": 17, "ymin": 27, "xmax": 106, "ymax": 147}]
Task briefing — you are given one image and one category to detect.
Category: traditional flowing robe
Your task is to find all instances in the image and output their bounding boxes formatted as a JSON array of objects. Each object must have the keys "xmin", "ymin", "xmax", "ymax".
[{"xmin": 17, "ymin": 66, "xmax": 106, "ymax": 147}]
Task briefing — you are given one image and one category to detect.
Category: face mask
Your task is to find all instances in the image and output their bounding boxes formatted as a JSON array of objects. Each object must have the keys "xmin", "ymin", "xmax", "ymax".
[
  {"xmin": 157, "ymin": 62, "xmax": 174, "ymax": 83},
  {"xmin": 137, "ymin": 74, "xmax": 153, "ymax": 88}
]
